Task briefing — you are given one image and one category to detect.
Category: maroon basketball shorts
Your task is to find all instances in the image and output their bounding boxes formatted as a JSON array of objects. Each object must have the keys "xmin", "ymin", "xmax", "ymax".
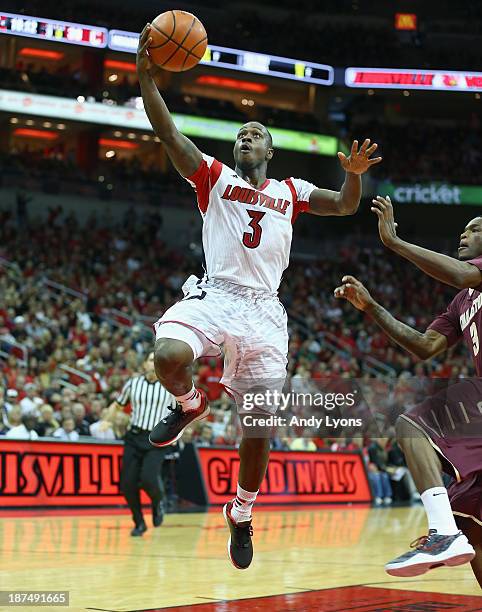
[{"xmin": 400, "ymin": 378, "xmax": 482, "ymax": 525}]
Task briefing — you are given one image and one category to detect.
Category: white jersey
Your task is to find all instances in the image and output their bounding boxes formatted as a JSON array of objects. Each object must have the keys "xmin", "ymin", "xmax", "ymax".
[{"xmin": 185, "ymin": 153, "xmax": 317, "ymax": 293}]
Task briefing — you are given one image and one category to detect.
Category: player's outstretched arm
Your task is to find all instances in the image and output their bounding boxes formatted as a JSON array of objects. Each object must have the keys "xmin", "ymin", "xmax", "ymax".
[
  {"xmin": 137, "ymin": 23, "xmax": 202, "ymax": 177},
  {"xmin": 307, "ymin": 139, "xmax": 382, "ymax": 216},
  {"xmin": 372, "ymin": 195, "xmax": 482, "ymax": 289},
  {"xmin": 334, "ymin": 275, "xmax": 447, "ymax": 360}
]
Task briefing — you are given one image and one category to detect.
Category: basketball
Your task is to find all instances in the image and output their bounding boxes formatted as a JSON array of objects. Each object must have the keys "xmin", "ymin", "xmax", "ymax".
[{"xmin": 148, "ymin": 10, "xmax": 207, "ymax": 72}]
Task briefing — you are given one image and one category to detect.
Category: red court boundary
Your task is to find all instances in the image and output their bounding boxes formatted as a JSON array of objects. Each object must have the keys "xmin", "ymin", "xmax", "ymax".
[
  {"xmin": 130, "ymin": 585, "xmax": 482, "ymax": 612},
  {"xmin": 0, "ymin": 507, "xmax": 133, "ymax": 517}
]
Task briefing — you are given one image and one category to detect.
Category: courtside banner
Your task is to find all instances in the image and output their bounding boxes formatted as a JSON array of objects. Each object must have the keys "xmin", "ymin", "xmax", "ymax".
[
  {"xmin": 196, "ymin": 447, "xmax": 372, "ymax": 505},
  {"xmin": 345, "ymin": 67, "xmax": 482, "ymax": 92},
  {"xmin": 0, "ymin": 90, "xmax": 338, "ymax": 156},
  {"xmin": 378, "ymin": 181, "xmax": 482, "ymax": 205},
  {"xmin": 0, "ymin": 439, "xmax": 150, "ymax": 507}
]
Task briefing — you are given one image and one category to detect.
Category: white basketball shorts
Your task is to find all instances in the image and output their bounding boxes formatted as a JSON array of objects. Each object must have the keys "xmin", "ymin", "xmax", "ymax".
[{"xmin": 154, "ymin": 275, "xmax": 288, "ymax": 413}]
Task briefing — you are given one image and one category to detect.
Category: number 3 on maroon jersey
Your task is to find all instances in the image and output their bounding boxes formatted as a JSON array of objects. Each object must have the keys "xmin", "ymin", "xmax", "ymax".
[{"xmin": 242, "ymin": 210, "xmax": 266, "ymax": 249}]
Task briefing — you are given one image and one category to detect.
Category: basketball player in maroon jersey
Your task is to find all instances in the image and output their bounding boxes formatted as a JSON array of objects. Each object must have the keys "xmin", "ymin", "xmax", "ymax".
[
  {"xmin": 136, "ymin": 24, "xmax": 382, "ymax": 569},
  {"xmin": 335, "ymin": 197, "xmax": 482, "ymax": 583}
]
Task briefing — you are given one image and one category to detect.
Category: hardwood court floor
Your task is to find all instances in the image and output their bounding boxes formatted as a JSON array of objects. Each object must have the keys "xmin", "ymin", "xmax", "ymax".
[{"xmin": 0, "ymin": 506, "xmax": 481, "ymax": 611}]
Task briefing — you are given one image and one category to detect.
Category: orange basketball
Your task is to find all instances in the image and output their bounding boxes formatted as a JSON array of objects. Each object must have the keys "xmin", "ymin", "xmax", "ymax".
[{"xmin": 148, "ymin": 10, "xmax": 208, "ymax": 72}]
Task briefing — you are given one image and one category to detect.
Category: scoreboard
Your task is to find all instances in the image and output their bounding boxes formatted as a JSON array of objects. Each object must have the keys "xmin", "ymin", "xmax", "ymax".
[
  {"xmin": 109, "ymin": 30, "xmax": 333, "ymax": 86},
  {"xmin": 0, "ymin": 11, "xmax": 107, "ymax": 48},
  {"xmin": 199, "ymin": 46, "xmax": 333, "ymax": 86},
  {"xmin": 0, "ymin": 12, "xmax": 332, "ymax": 86}
]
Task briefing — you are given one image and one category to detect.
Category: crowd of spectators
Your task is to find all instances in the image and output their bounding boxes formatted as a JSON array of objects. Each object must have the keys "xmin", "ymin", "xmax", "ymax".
[
  {"xmin": 0, "ymin": 203, "xmax": 472, "ymax": 409},
  {"xmin": 1, "ymin": 199, "xmax": 469, "ymax": 502},
  {"xmin": 1, "ymin": 150, "xmax": 196, "ymax": 207},
  {"xmin": 351, "ymin": 117, "xmax": 482, "ymax": 185}
]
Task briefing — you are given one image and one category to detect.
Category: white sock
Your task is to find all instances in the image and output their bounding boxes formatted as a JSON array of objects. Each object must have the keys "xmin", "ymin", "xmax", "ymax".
[
  {"xmin": 230, "ymin": 484, "xmax": 258, "ymax": 524},
  {"xmin": 421, "ymin": 487, "xmax": 459, "ymax": 535},
  {"xmin": 175, "ymin": 385, "xmax": 201, "ymax": 412}
]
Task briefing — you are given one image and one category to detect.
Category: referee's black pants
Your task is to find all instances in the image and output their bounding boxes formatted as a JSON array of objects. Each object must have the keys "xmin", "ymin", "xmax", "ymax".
[{"xmin": 120, "ymin": 429, "xmax": 167, "ymax": 525}]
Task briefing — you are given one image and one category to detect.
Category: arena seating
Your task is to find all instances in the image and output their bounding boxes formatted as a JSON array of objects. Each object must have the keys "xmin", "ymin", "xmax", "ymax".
[{"xmin": 0, "ymin": 205, "xmax": 472, "ymax": 453}]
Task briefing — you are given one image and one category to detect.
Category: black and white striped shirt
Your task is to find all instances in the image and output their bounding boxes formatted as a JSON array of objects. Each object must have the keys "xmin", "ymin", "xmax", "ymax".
[{"xmin": 116, "ymin": 376, "xmax": 175, "ymax": 431}]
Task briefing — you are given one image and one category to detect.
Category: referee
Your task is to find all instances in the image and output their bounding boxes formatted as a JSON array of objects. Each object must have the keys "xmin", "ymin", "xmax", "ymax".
[{"xmin": 107, "ymin": 351, "xmax": 175, "ymax": 536}]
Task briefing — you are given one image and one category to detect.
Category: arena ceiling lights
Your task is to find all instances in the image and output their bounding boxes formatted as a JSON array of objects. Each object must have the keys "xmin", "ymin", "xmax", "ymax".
[
  {"xmin": 103, "ymin": 59, "xmax": 137, "ymax": 73},
  {"xmin": 345, "ymin": 67, "xmax": 482, "ymax": 93},
  {"xmin": 195, "ymin": 76, "xmax": 268, "ymax": 94},
  {"xmin": 13, "ymin": 127, "xmax": 58, "ymax": 139},
  {"xmin": 19, "ymin": 48, "xmax": 64, "ymax": 60},
  {"xmin": 99, "ymin": 138, "xmax": 139, "ymax": 149}
]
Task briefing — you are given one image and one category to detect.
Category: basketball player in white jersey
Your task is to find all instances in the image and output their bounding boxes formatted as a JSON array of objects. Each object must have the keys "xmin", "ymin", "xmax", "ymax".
[{"xmin": 137, "ymin": 24, "xmax": 382, "ymax": 569}]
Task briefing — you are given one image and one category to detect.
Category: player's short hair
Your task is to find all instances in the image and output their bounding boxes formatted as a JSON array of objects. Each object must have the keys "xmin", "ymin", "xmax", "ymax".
[{"xmin": 265, "ymin": 128, "xmax": 273, "ymax": 149}]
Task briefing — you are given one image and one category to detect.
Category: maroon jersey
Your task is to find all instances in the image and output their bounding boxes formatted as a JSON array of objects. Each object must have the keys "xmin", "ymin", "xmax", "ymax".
[{"xmin": 428, "ymin": 256, "xmax": 482, "ymax": 375}]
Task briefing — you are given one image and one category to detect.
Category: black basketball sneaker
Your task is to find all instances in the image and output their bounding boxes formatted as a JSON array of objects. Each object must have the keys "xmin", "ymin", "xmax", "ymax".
[
  {"xmin": 385, "ymin": 530, "xmax": 475, "ymax": 577},
  {"xmin": 152, "ymin": 501, "xmax": 164, "ymax": 527},
  {"xmin": 223, "ymin": 500, "xmax": 254, "ymax": 570},
  {"xmin": 149, "ymin": 390, "xmax": 210, "ymax": 447},
  {"xmin": 130, "ymin": 521, "xmax": 147, "ymax": 537}
]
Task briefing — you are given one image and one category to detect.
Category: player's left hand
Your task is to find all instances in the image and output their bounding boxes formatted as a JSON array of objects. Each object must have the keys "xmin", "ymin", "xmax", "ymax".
[
  {"xmin": 334, "ymin": 275, "xmax": 376, "ymax": 312},
  {"xmin": 337, "ymin": 139, "xmax": 382, "ymax": 175},
  {"xmin": 371, "ymin": 195, "xmax": 399, "ymax": 248}
]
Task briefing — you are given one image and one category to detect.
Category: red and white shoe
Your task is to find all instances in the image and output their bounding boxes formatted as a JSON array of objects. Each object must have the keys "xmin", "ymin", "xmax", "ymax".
[
  {"xmin": 149, "ymin": 390, "xmax": 209, "ymax": 447},
  {"xmin": 223, "ymin": 500, "xmax": 254, "ymax": 570}
]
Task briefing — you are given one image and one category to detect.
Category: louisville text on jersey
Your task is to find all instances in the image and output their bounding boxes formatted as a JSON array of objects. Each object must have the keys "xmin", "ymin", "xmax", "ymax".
[{"xmin": 221, "ymin": 184, "xmax": 290, "ymax": 215}]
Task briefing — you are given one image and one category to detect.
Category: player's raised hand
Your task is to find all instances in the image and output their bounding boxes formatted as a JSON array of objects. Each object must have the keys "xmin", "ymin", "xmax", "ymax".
[
  {"xmin": 371, "ymin": 195, "xmax": 400, "ymax": 248},
  {"xmin": 337, "ymin": 139, "xmax": 382, "ymax": 175},
  {"xmin": 137, "ymin": 24, "xmax": 153, "ymax": 74},
  {"xmin": 334, "ymin": 275, "xmax": 376, "ymax": 312}
]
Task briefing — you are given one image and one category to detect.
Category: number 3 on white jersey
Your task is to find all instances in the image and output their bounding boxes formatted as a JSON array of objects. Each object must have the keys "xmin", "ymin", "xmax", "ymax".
[{"xmin": 470, "ymin": 321, "xmax": 480, "ymax": 356}]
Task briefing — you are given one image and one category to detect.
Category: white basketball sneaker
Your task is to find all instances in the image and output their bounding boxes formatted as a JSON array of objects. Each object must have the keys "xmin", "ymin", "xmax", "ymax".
[{"xmin": 385, "ymin": 530, "xmax": 475, "ymax": 577}]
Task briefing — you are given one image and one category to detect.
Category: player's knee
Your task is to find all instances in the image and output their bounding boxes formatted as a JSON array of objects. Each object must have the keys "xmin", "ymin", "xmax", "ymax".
[
  {"xmin": 395, "ymin": 416, "xmax": 417, "ymax": 452},
  {"xmin": 239, "ymin": 436, "xmax": 270, "ymax": 453},
  {"xmin": 154, "ymin": 338, "xmax": 193, "ymax": 378}
]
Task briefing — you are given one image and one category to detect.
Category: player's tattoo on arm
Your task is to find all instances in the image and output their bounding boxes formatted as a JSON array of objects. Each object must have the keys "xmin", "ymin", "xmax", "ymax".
[{"xmin": 367, "ymin": 303, "xmax": 447, "ymax": 360}]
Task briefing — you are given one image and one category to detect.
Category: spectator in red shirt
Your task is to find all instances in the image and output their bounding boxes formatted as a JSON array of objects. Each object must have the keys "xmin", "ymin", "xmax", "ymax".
[{"xmin": 197, "ymin": 358, "xmax": 223, "ymax": 402}]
